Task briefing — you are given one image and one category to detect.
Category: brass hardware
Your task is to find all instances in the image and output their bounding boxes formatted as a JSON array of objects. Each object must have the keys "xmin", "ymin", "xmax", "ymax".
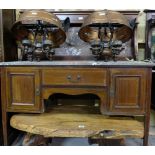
[
  {"xmin": 67, "ymin": 75, "xmax": 72, "ymax": 80},
  {"xmin": 67, "ymin": 75, "xmax": 81, "ymax": 83},
  {"xmin": 35, "ymin": 88, "xmax": 40, "ymax": 96},
  {"xmin": 77, "ymin": 75, "xmax": 81, "ymax": 80}
]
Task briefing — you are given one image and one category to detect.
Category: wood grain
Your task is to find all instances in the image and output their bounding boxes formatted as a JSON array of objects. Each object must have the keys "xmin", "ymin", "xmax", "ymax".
[
  {"xmin": 5, "ymin": 67, "xmax": 41, "ymax": 112},
  {"xmin": 1, "ymin": 66, "xmax": 152, "ymax": 145},
  {"xmin": 42, "ymin": 68, "xmax": 107, "ymax": 86},
  {"xmin": 109, "ymin": 68, "xmax": 147, "ymax": 114},
  {"xmin": 10, "ymin": 106, "xmax": 144, "ymax": 139}
]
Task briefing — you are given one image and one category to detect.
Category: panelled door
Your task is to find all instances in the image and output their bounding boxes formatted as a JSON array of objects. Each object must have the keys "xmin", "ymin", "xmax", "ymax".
[
  {"xmin": 6, "ymin": 67, "xmax": 41, "ymax": 112},
  {"xmin": 109, "ymin": 68, "xmax": 147, "ymax": 115}
]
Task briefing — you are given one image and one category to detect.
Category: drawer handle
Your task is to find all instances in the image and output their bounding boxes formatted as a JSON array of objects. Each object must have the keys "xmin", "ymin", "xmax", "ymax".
[
  {"xmin": 67, "ymin": 75, "xmax": 81, "ymax": 83},
  {"xmin": 36, "ymin": 88, "xmax": 40, "ymax": 96}
]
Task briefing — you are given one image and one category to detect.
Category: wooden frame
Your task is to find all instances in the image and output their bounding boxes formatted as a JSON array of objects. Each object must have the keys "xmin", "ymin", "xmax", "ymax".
[{"xmin": 0, "ymin": 65, "xmax": 153, "ymax": 146}]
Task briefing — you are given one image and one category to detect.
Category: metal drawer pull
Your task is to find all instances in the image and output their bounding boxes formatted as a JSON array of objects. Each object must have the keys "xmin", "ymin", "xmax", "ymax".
[
  {"xmin": 77, "ymin": 75, "xmax": 81, "ymax": 80},
  {"xmin": 67, "ymin": 75, "xmax": 81, "ymax": 83},
  {"xmin": 67, "ymin": 75, "xmax": 72, "ymax": 80}
]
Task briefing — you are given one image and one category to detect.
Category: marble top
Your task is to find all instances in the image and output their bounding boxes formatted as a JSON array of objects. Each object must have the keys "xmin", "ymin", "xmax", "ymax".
[{"xmin": 0, "ymin": 60, "xmax": 154, "ymax": 67}]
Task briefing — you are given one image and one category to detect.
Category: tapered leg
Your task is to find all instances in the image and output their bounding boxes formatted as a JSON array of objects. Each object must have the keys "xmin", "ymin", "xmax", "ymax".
[
  {"xmin": 2, "ymin": 111, "xmax": 8, "ymax": 145},
  {"xmin": 143, "ymin": 69, "xmax": 152, "ymax": 146},
  {"xmin": 1, "ymin": 68, "xmax": 8, "ymax": 145},
  {"xmin": 143, "ymin": 114, "xmax": 150, "ymax": 146}
]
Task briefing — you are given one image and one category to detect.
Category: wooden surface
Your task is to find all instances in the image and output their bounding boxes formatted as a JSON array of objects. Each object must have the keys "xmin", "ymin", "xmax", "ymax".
[
  {"xmin": 109, "ymin": 68, "xmax": 147, "ymax": 114},
  {"xmin": 1, "ymin": 66, "xmax": 152, "ymax": 145},
  {"xmin": 0, "ymin": 10, "xmax": 152, "ymax": 146},
  {"xmin": 10, "ymin": 104, "xmax": 144, "ymax": 139},
  {"xmin": 42, "ymin": 68, "xmax": 107, "ymax": 86},
  {"xmin": 5, "ymin": 67, "xmax": 41, "ymax": 112},
  {"xmin": 2, "ymin": 66, "xmax": 150, "ymax": 116}
]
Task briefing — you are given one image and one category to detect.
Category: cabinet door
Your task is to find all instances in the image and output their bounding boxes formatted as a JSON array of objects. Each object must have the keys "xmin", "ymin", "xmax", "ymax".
[
  {"xmin": 109, "ymin": 68, "xmax": 147, "ymax": 115},
  {"xmin": 6, "ymin": 68, "xmax": 41, "ymax": 112}
]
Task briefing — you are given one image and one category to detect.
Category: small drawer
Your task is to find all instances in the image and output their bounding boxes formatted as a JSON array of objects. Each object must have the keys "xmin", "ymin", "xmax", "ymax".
[{"xmin": 42, "ymin": 68, "xmax": 107, "ymax": 86}]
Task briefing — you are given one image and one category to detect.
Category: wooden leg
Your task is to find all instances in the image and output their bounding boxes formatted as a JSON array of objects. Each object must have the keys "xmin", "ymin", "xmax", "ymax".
[
  {"xmin": 143, "ymin": 115, "xmax": 150, "ymax": 146},
  {"xmin": 2, "ymin": 111, "xmax": 8, "ymax": 145},
  {"xmin": 143, "ymin": 69, "xmax": 152, "ymax": 146},
  {"xmin": 1, "ymin": 68, "xmax": 8, "ymax": 145}
]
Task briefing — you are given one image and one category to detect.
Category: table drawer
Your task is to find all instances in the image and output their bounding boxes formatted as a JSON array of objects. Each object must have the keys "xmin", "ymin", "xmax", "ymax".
[{"xmin": 42, "ymin": 68, "xmax": 107, "ymax": 86}]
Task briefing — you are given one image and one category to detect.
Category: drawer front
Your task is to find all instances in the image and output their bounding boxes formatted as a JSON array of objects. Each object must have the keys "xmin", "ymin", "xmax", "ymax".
[{"xmin": 42, "ymin": 68, "xmax": 107, "ymax": 86}]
